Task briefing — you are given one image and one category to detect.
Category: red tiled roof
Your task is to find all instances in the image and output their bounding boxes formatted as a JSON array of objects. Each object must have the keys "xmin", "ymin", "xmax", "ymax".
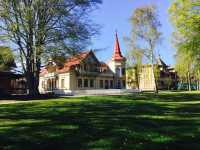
[
  {"xmin": 112, "ymin": 32, "xmax": 125, "ymax": 61},
  {"xmin": 40, "ymin": 51, "xmax": 91, "ymax": 76},
  {"xmin": 64, "ymin": 51, "xmax": 90, "ymax": 67}
]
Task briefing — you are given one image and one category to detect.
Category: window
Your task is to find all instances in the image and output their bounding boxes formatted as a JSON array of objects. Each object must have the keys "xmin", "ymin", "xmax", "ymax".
[
  {"xmin": 100, "ymin": 80, "xmax": 104, "ymax": 88},
  {"xmin": 84, "ymin": 79, "xmax": 88, "ymax": 87},
  {"xmin": 61, "ymin": 79, "xmax": 65, "ymax": 88},
  {"xmin": 78, "ymin": 79, "xmax": 82, "ymax": 88},
  {"xmin": 47, "ymin": 79, "xmax": 51, "ymax": 90},
  {"xmin": 52, "ymin": 79, "xmax": 57, "ymax": 89},
  {"xmin": 116, "ymin": 67, "xmax": 121, "ymax": 76},
  {"xmin": 52, "ymin": 79, "xmax": 55, "ymax": 89},
  {"xmin": 90, "ymin": 79, "xmax": 94, "ymax": 88},
  {"xmin": 110, "ymin": 80, "xmax": 113, "ymax": 89}
]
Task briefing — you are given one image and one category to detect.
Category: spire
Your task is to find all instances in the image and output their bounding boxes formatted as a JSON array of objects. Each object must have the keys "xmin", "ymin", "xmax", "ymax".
[{"xmin": 112, "ymin": 31, "xmax": 124, "ymax": 61}]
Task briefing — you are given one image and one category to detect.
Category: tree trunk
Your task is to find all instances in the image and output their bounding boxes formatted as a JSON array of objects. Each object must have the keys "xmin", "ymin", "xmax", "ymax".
[
  {"xmin": 135, "ymin": 66, "xmax": 140, "ymax": 90},
  {"xmin": 152, "ymin": 64, "xmax": 158, "ymax": 93},
  {"xmin": 187, "ymin": 71, "xmax": 191, "ymax": 91},
  {"xmin": 199, "ymin": 80, "xmax": 200, "ymax": 91},
  {"xmin": 26, "ymin": 70, "xmax": 40, "ymax": 96},
  {"xmin": 197, "ymin": 71, "xmax": 200, "ymax": 91},
  {"xmin": 25, "ymin": 56, "xmax": 40, "ymax": 96},
  {"xmin": 151, "ymin": 53, "xmax": 158, "ymax": 93}
]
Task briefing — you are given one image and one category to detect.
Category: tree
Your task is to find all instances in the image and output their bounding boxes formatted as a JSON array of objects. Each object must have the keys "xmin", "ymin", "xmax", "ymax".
[
  {"xmin": 169, "ymin": 0, "xmax": 200, "ymax": 56},
  {"xmin": 0, "ymin": 0, "xmax": 102, "ymax": 96},
  {"xmin": 175, "ymin": 50, "xmax": 200, "ymax": 91},
  {"xmin": 175, "ymin": 51, "xmax": 192, "ymax": 91},
  {"xmin": 169, "ymin": 0, "xmax": 200, "ymax": 91},
  {"xmin": 127, "ymin": 5, "xmax": 162, "ymax": 92},
  {"xmin": 125, "ymin": 45, "xmax": 143, "ymax": 89},
  {"xmin": 0, "ymin": 46, "xmax": 15, "ymax": 71}
]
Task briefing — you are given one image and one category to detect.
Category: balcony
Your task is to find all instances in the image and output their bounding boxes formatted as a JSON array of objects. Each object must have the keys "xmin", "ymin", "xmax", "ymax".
[{"xmin": 75, "ymin": 70, "xmax": 100, "ymax": 77}]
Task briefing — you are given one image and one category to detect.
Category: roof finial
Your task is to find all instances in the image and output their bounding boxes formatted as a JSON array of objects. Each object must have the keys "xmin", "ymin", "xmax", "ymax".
[{"xmin": 115, "ymin": 29, "xmax": 118, "ymax": 38}]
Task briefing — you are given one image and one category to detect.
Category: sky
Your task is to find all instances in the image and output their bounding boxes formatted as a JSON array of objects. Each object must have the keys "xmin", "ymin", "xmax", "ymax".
[{"xmin": 89, "ymin": 0, "xmax": 175, "ymax": 65}]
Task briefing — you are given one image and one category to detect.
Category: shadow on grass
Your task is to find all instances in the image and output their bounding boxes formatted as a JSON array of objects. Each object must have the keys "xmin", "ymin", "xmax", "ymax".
[
  {"xmin": 0, "ymin": 94, "xmax": 61, "ymax": 101},
  {"xmin": 0, "ymin": 92, "xmax": 200, "ymax": 150},
  {"xmin": 114, "ymin": 92, "xmax": 200, "ymax": 102}
]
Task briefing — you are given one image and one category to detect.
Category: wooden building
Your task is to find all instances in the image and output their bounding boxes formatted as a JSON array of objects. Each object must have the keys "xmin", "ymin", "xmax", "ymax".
[
  {"xmin": 0, "ymin": 71, "xmax": 26, "ymax": 95},
  {"xmin": 39, "ymin": 32, "xmax": 126, "ymax": 95},
  {"xmin": 126, "ymin": 57, "xmax": 178, "ymax": 91}
]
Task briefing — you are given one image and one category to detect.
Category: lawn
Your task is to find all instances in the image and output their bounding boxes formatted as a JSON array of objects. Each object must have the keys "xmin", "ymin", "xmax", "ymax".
[{"xmin": 0, "ymin": 92, "xmax": 200, "ymax": 150}]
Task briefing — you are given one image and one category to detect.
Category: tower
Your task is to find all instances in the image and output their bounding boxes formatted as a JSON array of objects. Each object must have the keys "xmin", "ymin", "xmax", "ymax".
[{"xmin": 108, "ymin": 31, "xmax": 126, "ymax": 89}]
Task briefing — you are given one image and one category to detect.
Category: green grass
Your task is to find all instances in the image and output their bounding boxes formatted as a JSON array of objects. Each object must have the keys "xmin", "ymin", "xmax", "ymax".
[{"xmin": 0, "ymin": 92, "xmax": 200, "ymax": 150}]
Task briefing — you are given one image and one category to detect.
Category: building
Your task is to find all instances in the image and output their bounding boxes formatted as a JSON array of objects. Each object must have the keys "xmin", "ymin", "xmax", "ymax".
[
  {"xmin": 39, "ymin": 32, "xmax": 126, "ymax": 95},
  {"xmin": 156, "ymin": 57, "xmax": 178, "ymax": 90},
  {"xmin": 126, "ymin": 57, "xmax": 178, "ymax": 91},
  {"xmin": 0, "ymin": 71, "xmax": 26, "ymax": 95}
]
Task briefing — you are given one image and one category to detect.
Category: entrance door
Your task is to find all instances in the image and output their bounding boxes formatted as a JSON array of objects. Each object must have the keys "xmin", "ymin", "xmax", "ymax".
[{"xmin": 105, "ymin": 80, "xmax": 109, "ymax": 89}]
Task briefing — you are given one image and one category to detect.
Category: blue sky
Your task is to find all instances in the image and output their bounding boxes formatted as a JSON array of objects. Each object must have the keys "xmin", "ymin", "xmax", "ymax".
[{"xmin": 89, "ymin": 0, "xmax": 175, "ymax": 65}]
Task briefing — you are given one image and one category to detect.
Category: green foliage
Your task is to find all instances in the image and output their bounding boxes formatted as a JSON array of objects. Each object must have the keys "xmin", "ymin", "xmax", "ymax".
[
  {"xmin": 153, "ymin": 64, "xmax": 159, "ymax": 80},
  {"xmin": 0, "ymin": 0, "xmax": 102, "ymax": 57},
  {"xmin": 175, "ymin": 51, "xmax": 192, "ymax": 80},
  {"xmin": 0, "ymin": 46, "xmax": 15, "ymax": 71},
  {"xmin": 169, "ymin": 0, "xmax": 200, "ymax": 63},
  {"xmin": 0, "ymin": 0, "xmax": 102, "ymax": 95},
  {"xmin": 126, "ymin": 5, "xmax": 161, "ymax": 92},
  {"xmin": 129, "ymin": 5, "xmax": 161, "ymax": 61},
  {"xmin": 126, "ymin": 67, "xmax": 139, "ymax": 89},
  {"xmin": 169, "ymin": 0, "xmax": 200, "ymax": 89}
]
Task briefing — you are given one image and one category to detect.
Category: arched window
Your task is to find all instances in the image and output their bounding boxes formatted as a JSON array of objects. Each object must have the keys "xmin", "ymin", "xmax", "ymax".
[
  {"xmin": 47, "ymin": 79, "xmax": 51, "ymax": 90},
  {"xmin": 116, "ymin": 67, "xmax": 121, "ymax": 76}
]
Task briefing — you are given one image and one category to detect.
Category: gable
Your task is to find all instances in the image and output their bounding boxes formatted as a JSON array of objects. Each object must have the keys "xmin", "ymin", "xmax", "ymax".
[{"xmin": 82, "ymin": 51, "xmax": 100, "ymax": 64}]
